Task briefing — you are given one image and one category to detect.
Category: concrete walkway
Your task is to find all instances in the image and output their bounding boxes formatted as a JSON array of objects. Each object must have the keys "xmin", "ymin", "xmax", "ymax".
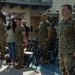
[
  {"xmin": 0, "ymin": 60, "xmax": 47, "ymax": 75},
  {"xmin": 0, "ymin": 59, "xmax": 61, "ymax": 75}
]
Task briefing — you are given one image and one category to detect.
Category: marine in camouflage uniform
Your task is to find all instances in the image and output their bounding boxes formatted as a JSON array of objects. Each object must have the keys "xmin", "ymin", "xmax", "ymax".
[
  {"xmin": 0, "ymin": 24, "xmax": 6, "ymax": 59},
  {"xmin": 39, "ymin": 15, "xmax": 52, "ymax": 64},
  {"xmin": 0, "ymin": 15, "xmax": 6, "ymax": 60},
  {"xmin": 15, "ymin": 18, "xmax": 26, "ymax": 69},
  {"xmin": 59, "ymin": 4, "xmax": 75, "ymax": 75}
]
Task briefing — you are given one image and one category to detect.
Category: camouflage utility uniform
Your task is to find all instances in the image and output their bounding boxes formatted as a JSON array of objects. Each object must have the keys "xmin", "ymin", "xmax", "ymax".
[
  {"xmin": 59, "ymin": 17, "xmax": 75, "ymax": 75},
  {"xmin": 0, "ymin": 24, "xmax": 6, "ymax": 58},
  {"xmin": 15, "ymin": 25, "xmax": 25, "ymax": 67},
  {"xmin": 39, "ymin": 20, "xmax": 52, "ymax": 61}
]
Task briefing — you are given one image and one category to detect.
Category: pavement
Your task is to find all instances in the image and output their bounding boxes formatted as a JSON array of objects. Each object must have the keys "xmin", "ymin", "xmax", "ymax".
[{"xmin": 0, "ymin": 59, "xmax": 62, "ymax": 75}]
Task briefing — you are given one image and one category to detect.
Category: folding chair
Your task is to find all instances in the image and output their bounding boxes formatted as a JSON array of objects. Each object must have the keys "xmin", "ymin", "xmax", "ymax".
[{"xmin": 24, "ymin": 40, "xmax": 41, "ymax": 71}]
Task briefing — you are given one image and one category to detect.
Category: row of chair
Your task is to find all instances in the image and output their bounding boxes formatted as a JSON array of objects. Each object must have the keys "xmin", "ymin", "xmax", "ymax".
[{"xmin": 24, "ymin": 39, "xmax": 59, "ymax": 67}]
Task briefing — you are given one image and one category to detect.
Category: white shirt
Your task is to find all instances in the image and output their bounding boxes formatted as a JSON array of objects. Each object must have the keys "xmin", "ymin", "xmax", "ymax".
[{"xmin": 6, "ymin": 29, "xmax": 15, "ymax": 43}]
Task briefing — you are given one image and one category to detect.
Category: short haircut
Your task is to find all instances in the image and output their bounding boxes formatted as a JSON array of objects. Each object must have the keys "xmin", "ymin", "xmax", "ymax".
[
  {"xmin": 61, "ymin": 4, "xmax": 72, "ymax": 12},
  {"xmin": 22, "ymin": 20, "xmax": 26, "ymax": 22},
  {"xmin": 41, "ymin": 14, "xmax": 47, "ymax": 17},
  {"xmin": 15, "ymin": 18, "xmax": 22, "ymax": 21}
]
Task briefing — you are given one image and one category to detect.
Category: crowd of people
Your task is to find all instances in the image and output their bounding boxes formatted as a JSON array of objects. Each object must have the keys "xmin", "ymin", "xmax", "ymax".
[
  {"xmin": 0, "ymin": 4, "xmax": 75, "ymax": 75},
  {"xmin": 0, "ymin": 15, "xmax": 30, "ymax": 69},
  {"xmin": 0, "ymin": 13, "xmax": 57, "ymax": 68}
]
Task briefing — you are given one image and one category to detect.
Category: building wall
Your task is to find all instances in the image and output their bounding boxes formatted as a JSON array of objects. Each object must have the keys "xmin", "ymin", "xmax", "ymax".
[
  {"xmin": 45, "ymin": 0, "xmax": 75, "ymax": 39},
  {"xmin": 2, "ymin": 0, "xmax": 75, "ymax": 24},
  {"xmin": 53, "ymin": 0, "xmax": 75, "ymax": 22},
  {"xmin": 2, "ymin": 6, "xmax": 30, "ymax": 26},
  {"xmin": 2, "ymin": 0, "xmax": 75, "ymax": 39},
  {"xmin": 2, "ymin": 5, "xmax": 45, "ymax": 27}
]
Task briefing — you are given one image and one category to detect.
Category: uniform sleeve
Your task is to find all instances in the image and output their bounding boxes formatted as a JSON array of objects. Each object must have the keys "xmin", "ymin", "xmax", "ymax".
[
  {"xmin": 3, "ymin": 24, "xmax": 7, "ymax": 32},
  {"xmin": 72, "ymin": 19, "xmax": 75, "ymax": 32},
  {"xmin": 47, "ymin": 22, "xmax": 52, "ymax": 30},
  {"xmin": 73, "ymin": 23, "xmax": 75, "ymax": 32},
  {"xmin": 21, "ymin": 27, "xmax": 26, "ymax": 35}
]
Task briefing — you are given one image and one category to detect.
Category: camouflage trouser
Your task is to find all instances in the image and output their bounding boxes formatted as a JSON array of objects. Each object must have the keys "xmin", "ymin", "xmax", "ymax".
[
  {"xmin": 39, "ymin": 40, "xmax": 49, "ymax": 61},
  {"xmin": 0, "ymin": 41, "xmax": 6, "ymax": 57},
  {"xmin": 16, "ymin": 45, "xmax": 24, "ymax": 65},
  {"xmin": 59, "ymin": 51, "xmax": 75, "ymax": 75}
]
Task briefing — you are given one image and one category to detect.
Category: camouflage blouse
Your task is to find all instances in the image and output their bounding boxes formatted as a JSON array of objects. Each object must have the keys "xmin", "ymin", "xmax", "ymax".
[
  {"xmin": 59, "ymin": 17, "xmax": 75, "ymax": 53},
  {"xmin": 15, "ymin": 25, "xmax": 26, "ymax": 45},
  {"xmin": 38, "ymin": 20, "xmax": 52, "ymax": 41},
  {"xmin": 0, "ymin": 24, "xmax": 6, "ymax": 41}
]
